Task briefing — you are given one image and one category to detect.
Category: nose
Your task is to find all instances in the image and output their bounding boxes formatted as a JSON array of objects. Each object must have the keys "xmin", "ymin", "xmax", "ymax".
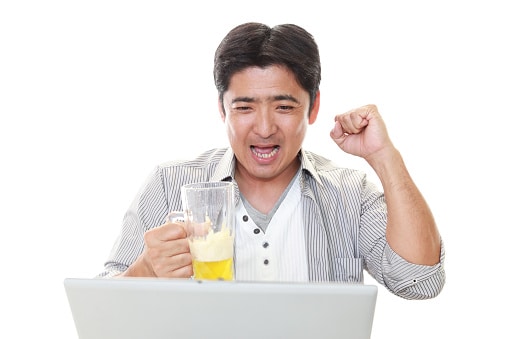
[{"xmin": 253, "ymin": 109, "xmax": 277, "ymax": 138}]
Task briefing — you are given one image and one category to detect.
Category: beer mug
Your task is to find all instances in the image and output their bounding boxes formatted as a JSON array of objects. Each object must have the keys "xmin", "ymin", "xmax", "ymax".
[{"xmin": 168, "ymin": 181, "xmax": 235, "ymax": 281}]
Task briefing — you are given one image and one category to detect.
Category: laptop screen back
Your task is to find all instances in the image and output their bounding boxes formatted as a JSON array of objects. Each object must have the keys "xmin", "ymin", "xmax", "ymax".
[{"xmin": 64, "ymin": 277, "xmax": 377, "ymax": 339}]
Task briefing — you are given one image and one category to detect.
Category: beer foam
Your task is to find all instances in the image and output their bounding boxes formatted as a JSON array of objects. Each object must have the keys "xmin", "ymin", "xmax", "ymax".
[{"xmin": 189, "ymin": 226, "xmax": 234, "ymax": 262}]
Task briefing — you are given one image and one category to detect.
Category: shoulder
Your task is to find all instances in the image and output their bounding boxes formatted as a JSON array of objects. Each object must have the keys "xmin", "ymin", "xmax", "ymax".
[
  {"xmin": 301, "ymin": 150, "xmax": 383, "ymax": 213},
  {"xmin": 301, "ymin": 149, "xmax": 367, "ymax": 185},
  {"xmin": 152, "ymin": 148, "xmax": 233, "ymax": 187},
  {"xmin": 159, "ymin": 148, "xmax": 228, "ymax": 169}
]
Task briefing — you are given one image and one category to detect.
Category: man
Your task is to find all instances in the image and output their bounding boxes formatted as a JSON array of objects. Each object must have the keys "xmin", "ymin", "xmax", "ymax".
[{"xmin": 98, "ymin": 22, "xmax": 445, "ymax": 300}]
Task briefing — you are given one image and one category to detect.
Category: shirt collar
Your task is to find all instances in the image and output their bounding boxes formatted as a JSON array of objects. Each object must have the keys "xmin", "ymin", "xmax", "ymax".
[
  {"xmin": 299, "ymin": 149, "xmax": 324, "ymax": 187},
  {"xmin": 211, "ymin": 147, "xmax": 236, "ymax": 182}
]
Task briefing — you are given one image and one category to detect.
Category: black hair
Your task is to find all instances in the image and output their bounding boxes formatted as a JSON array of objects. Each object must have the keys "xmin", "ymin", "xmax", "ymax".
[{"xmin": 214, "ymin": 22, "xmax": 321, "ymax": 115}]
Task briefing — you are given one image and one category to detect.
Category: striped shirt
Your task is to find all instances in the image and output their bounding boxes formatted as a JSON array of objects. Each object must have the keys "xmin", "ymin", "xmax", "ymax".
[{"xmin": 98, "ymin": 148, "xmax": 446, "ymax": 300}]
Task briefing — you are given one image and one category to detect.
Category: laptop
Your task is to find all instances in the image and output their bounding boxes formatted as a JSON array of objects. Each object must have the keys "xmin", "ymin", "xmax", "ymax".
[{"xmin": 64, "ymin": 277, "xmax": 377, "ymax": 339}]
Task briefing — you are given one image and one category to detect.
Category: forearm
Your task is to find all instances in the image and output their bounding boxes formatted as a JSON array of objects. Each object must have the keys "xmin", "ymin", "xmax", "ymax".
[{"xmin": 367, "ymin": 147, "xmax": 441, "ymax": 265}]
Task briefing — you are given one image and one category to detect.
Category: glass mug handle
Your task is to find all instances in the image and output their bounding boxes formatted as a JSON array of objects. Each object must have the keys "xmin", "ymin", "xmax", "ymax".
[
  {"xmin": 165, "ymin": 210, "xmax": 195, "ymax": 280},
  {"xmin": 166, "ymin": 211, "xmax": 185, "ymax": 224}
]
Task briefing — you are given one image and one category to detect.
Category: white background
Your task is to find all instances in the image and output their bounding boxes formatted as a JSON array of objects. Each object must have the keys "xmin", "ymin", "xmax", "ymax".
[{"xmin": 1, "ymin": 1, "xmax": 508, "ymax": 338}]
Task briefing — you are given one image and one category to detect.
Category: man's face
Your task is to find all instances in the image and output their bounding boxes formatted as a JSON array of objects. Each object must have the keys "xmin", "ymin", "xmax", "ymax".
[{"xmin": 220, "ymin": 65, "xmax": 319, "ymax": 184}]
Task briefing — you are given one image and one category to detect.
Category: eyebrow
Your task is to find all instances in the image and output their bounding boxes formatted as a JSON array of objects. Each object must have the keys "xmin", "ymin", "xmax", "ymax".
[{"xmin": 231, "ymin": 94, "xmax": 300, "ymax": 104}]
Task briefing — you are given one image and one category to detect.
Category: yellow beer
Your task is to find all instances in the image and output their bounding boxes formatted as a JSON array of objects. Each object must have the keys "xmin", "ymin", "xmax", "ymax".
[
  {"xmin": 192, "ymin": 257, "xmax": 234, "ymax": 281},
  {"xmin": 188, "ymin": 221, "xmax": 234, "ymax": 281}
]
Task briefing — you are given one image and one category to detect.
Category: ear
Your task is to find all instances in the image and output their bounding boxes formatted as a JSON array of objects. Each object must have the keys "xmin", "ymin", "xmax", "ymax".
[
  {"xmin": 308, "ymin": 90, "xmax": 320, "ymax": 125},
  {"xmin": 218, "ymin": 97, "xmax": 226, "ymax": 122}
]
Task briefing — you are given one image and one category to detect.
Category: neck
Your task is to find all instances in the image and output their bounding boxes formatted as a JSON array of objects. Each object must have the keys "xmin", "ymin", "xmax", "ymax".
[{"xmin": 235, "ymin": 159, "xmax": 300, "ymax": 214}]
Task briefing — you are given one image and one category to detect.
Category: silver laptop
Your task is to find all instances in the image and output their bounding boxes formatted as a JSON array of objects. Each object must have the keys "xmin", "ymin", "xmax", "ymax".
[{"xmin": 64, "ymin": 277, "xmax": 377, "ymax": 339}]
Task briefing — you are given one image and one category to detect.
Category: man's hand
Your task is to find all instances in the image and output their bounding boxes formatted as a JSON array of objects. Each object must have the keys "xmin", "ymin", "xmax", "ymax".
[
  {"xmin": 120, "ymin": 222, "xmax": 193, "ymax": 278},
  {"xmin": 330, "ymin": 104, "xmax": 393, "ymax": 161}
]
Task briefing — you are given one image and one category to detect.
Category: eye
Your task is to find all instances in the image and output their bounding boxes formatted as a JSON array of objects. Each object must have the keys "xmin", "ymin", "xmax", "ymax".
[
  {"xmin": 233, "ymin": 105, "xmax": 252, "ymax": 113},
  {"xmin": 277, "ymin": 105, "xmax": 294, "ymax": 112}
]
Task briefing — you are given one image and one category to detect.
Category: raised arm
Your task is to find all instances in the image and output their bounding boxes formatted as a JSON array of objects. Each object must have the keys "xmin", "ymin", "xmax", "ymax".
[{"xmin": 330, "ymin": 104, "xmax": 440, "ymax": 265}]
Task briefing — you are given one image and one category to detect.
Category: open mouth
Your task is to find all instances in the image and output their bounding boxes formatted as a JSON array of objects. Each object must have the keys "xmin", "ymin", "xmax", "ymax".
[{"xmin": 250, "ymin": 146, "xmax": 280, "ymax": 159}]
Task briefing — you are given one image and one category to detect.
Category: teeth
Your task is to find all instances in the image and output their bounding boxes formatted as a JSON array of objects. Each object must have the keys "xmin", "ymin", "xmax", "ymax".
[{"xmin": 251, "ymin": 146, "xmax": 279, "ymax": 159}]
